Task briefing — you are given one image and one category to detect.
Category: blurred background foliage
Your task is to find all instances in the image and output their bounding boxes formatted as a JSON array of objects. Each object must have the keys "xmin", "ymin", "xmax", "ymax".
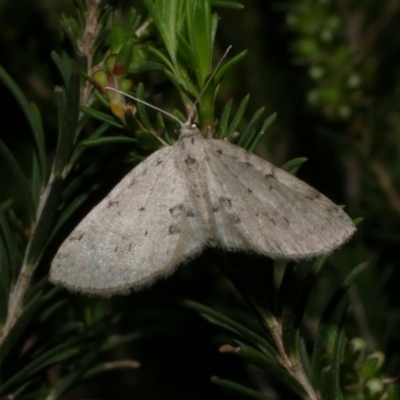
[{"xmin": 0, "ymin": 0, "xmax": 400, "ymax": 399}]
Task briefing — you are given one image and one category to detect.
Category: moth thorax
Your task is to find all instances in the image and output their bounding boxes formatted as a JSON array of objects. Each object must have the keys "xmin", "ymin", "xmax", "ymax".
[{"xmin": 179, "ymin": 121, "xmax": 201, "ymax": 138}]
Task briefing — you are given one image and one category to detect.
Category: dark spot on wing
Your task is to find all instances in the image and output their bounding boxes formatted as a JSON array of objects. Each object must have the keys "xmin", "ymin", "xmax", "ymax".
[
  {"xmin": 106, "ymin": 200, "xmax": 119, "ymax": 208},
  {"xmin": 265, "ymin": 167, "xmax": 276, "ymax": 179},
  {"xmin": 169, "ymin": 204, "xmax": 184, "ymax": 217},
  {"xmin": 144, "ymin": 230, "xmax": 148, "ymax": 237},
  {"xmin": 264, "ymin": 211, "xmax": 290, "ymax": 228},
  {"xmin": 169, "ymin": 224, "xmax": 181, "ymax": 235},
  {"xmin": 155, "ymin": 159, "xmax": 163, "ymax": 166},
  {"xmin": 185, "ymin": 155, "xmax": 197, "ymax": 165},
  {"xmin": 229, "ymin": 214, "xmax": 241, "ymax": 224},
  {"xmin": 212, "ymin": 206, "xmax": 220, "ymax": 213},
  {"xmin": 216, "ymin": 148, "xmax": 223, "ymax": 155},
  {"xmin": 326, "ymin": 204, "xmax": 340, "ymax": 213},
  {"xmin": 305, "ymin": 189, "xmax": 321, "ymax": 200},
  {"xmin": 191, "ymin": 137, "xmax": 195, "ymax": 144},
  {"xmin": 219, "ymin": 197, "xmax": 232, "ymax": 209},
  {"xmin": 187, "ymin": 209, "xmax": 195, "ymax": 217},
  {"xmin": 114, "ymin": 246, "xmax": 118, "ymax": 252},
  {"xmin": 69, "ymin": 233, "xmax": 84, "ymax": 241},
  {"xmin": 248, "ymin": 188, "xmax": 252, "ymax": 193},
  {"xmin": 139, "ymin": 207, "xmax": 146, "ymax": 211},
  {"xmin": 129, "ymin": 244, "xmax": 132, "ymax": 251},
  {"xmin": 245, "ymin": 162, "xmax": 253, "ymax": 168}
]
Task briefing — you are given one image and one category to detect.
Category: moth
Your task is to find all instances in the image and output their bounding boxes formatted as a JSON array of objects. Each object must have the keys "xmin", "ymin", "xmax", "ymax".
[{"xmin": 50, "ymin": 114, "xmax": 355, "ymax": 295}]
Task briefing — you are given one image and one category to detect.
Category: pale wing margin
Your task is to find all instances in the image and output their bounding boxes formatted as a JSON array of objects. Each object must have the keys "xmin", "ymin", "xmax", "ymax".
[
  {"xmin": 50, "ymin": 146, "xmax": 205, "ymax": 296},
  {"xmin": 203, "ymin": 139, "xmax": 355, "ymax": 259}
]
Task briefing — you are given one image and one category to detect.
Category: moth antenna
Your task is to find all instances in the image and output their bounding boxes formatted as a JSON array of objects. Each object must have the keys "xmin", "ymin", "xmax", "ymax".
[
  {"xmin": 192, "ymin": 45, "xmax": 233, "ymax": 113},
  {"xmin": 104, "ymin": 87, "xmax": 183, "ymax": 125}
]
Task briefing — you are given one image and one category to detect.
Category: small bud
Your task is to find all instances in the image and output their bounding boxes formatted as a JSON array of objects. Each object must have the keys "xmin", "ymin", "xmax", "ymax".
[
  {"xmin": 338, "ymin": 105, "xmax": 352, "ymax": 120},
  {"xmin": 92, "ymin": 70, "xmax": 108, "ymax": 87},
  {"xmin": 360, "ymin": 352, "xmax": 385, "ymax": 379},
  {"xmin": 364, "ymin": 378, "xmax": 384, "ymax": 400},
  {"xmin": 309, "ymin": 66, "xmax": 325, "ymax": 79},
  {"xmin": 347, "ymin": 74, "xmax": 361, "ymax": 89},
  {"xmin": 219, "ymin": 345, "xmax": 241, "ymax": 354},
  {"xmin": 106, "ymin": 54, "xmax": 117, "ymax": 73},
  {"xmin": 109, "ymin": 99, "xmax": 126, "ymax": 120},
  {"xmin": 320, "ymin": 29, "xmax": 333, "ymax": 42},
  {"xmin": 120, "ymin": 79, "xmax": 133, "ymax": 92},
  {"xmin": 343, "ymin": 337, "xmax": 366, "ymax": 366}
]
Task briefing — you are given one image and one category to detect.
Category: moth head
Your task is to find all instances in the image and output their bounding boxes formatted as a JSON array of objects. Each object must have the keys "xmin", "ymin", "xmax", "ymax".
[{"xmin": 179, "ymin": 120, "xmax": 201, "ymax": 138}]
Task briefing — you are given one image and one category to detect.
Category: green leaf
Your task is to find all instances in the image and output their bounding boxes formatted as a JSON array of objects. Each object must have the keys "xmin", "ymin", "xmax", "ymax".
[
  {"xmin": 135, "ymin": 82, "xmax": 154, "ymax": 131},
  {"xmin": 281, "ymin": 157, "xmax": 308, "ymax": 175},
  {"xmin": 55, "ymin": 86, "xmax": 67, "ymax": 134},
  {"xmin": 226, "ymin": 94, "xmax": 250, "ymax": 140},
  {"xmin": 54, "ymin": 72, "xmax": 80, "ymax": 176},
  {"xmin": 216, "ymin": 98, "xmax": 233, "ymax": 138},
  {"xmin": 210, "ymin": 0, "xmax": 244, "ymax": 10},
  {"xmin": 26, "ymin": 178, "xmax": 64, "ymax": 269},
  {"xmin": 100, "ymin": 332, "xmax": 143, "ymax": 352},
  {"xmin": 238, "ymin": 107, "xmax": 265, "ymax": 147},
  {"xmin": 0, "ymin": 206, "xmax": 17, "ymax": 273},
  {"xmin": 298, "ymin": 337, "xmax": 312, "ymax": 381},
  {"xmin": 48, "ymin": 190, "xmax": 91, "ymax": 243},
  {"xmin": 211, "ymin": 376, "xmax": 272, "ymax": 399},
  {"xmin": 0, "ymin": 290, "xmax": 54, "ymax": 364},
  {"xmin": 80, "ymin": 106, "xmax": 124, "ymax": 128},
  {"xmin": 279, "ymin": 265, "xmax": 302, "ymax": 359},
  {"xmin": 114, "ymin": 41, "xmax": 134, "ymax": 76},
  {"xmin": 0, "ymin": 139, "xmax": 35, "ymax": 225},
  {"xmin": 353, "ymin": 217, "xmax": 363, "ymax": 226},
  {"xmin": 311, "ymin": 262, "xmax": 368, "ymax": 393},
  {"xmin": 79, "ymin": 136, "xmax": 138, "ymax": 148},
  {"xmin": 70, "ymin": 123, "xmax": 111, "ymax": 166},
  {"xmin": 248, "ymin": 112, "xmax": 277, "ymax": 152},
  {"xmin": 177, "ymin": 33, "xmax": 198, "ymax": 74},
  {"xmin": 45, "ymin": 342, "xmax": 100, "ymax": 398},
  {"xmin": 215, "ymin": 49, "xmax": 247, "ymax": 84},
  {"xmin": 185, "ymin": 0, "xmax": 212, "ymax": 85},
  {"xmin": 0, "ymin": 238, "xmax": 9, "ymax": 325},
  {"xmin": 148, "ymin": 45, "xmax": 175, "ymax": 73},
  {"xmin": 110, "ymin": 25, "xmax": 126, "ymax": 53},
  {"xmin": 142, "ymin": 0, "xmax": 178, "ymax": 66},
  {"xmin": 230, "ymin": 341, "xmax": 308, "ymax": 398},
  {"xmin": 0, "ymin": 65, "xmax": 46, "ymax": 184},
  {"xmin": 311, "ymin": 255, "xmax": 328, "ymax": 275},
  {"xmin": 128, "ymin": 61, "xmax": 166, "ymax": 74},
  {"xmin": 182, "ymin": 299, "xmax": 277, "ymax": 358},
  {"xmin": 31, "ymin": 152, "xmax": 42, "ymax": 210},
  {"xmin": 0, "ymin": 343, "xmax": 81, "ymax": 395},
  {"xmin": 321, "ymin": 310, "xmax": 347, "ymax": 400}
]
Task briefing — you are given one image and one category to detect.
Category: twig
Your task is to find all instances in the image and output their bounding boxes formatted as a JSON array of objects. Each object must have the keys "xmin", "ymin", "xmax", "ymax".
[
  {"xmin": 265, "ymin": 317, "xmax": 318, "ymax": 400},
  {"xmin": 369, "ymin": 159, "xmax": 400, "ymax": 215},
  {"xmin": 351, "ymin": 118, "xmax": 400, "ymax": 216},
  {"xmin": 78, "ymin": 0, "xmax": 103, "ymax": 111},
  {"xmin": 356, "ymin": 0, "xmax": 400, "ymax": 61},
  {"xmin": 0, "ymin": 0, "xmax": 103, "ymax": 346}
]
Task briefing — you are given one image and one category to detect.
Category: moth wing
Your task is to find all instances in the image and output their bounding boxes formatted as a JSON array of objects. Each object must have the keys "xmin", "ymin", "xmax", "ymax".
[
  {"xmin": 203, "ymin": 139, "xmax": 355, "ymax": 259},
  {"xmin": 50, "ymin": 145, "xmax": 205, "ymax": 295}
]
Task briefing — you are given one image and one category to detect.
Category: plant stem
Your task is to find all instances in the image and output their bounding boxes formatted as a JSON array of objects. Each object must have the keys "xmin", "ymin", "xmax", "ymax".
[{"xmin": 267, "ymin": 316, "xmax": 318, "ymax": 400}]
